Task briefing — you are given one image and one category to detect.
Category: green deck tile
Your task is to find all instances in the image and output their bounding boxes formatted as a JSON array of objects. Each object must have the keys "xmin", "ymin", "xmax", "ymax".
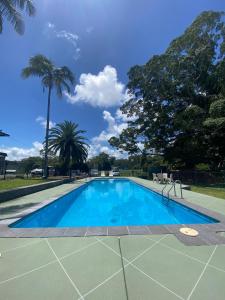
[
  {"xmin": 126, "ymin": 240, "xmax": 205, "ymax": 299},
  {"xmin": 125, "ymin": 264, "xmax": 181, "ymax": 300},
  {"xmin": 0, "ymin": 237, "xmax": 41, "ymax": 253},
  {"xmin": 0, "ymin": 262, "xmax": 79, "ymax": 300},
  {"xmin": 0, "ymin": 178, "xmax": 225, "ymax": 299},
  {"xmin": 87, "ymin": 236, "xmax": 120, "ymax": 253},
  {"xmin": 0, "ymin": 239, "xmax": 55, "ymax": 282},
  {"xmin": 159, "ymin": 234, "xmax": 216, "ymax": 264},
  {"xmin": 120, "ymin": 235, "xmax": 157, "ymax": 261},
  {"xmin": 204, "ymin": 203, "xmax": 225, "ymax": 215},
  {"xmin": 0, "ymin": 182, "xmax": 80, "ymax": 219},
  {"xmin": 47, "ymin": 236, "xmax": 96, "ymax": 258},
  {"xmin": 60, "ymin": 237, "xmax": 123, "ymax": 295},
  {"xmin": 144, "ymin": 233, "xmax": 169, "ymax": 241},
  {"xmin": 85, "ymin": 272, "xmax": 127, "ymax": 300},
  {"xmin": 189, "ymin": 265, "xmax": 225, "ymax": 300},
  {"xmin": 208, "ymin": 245, "xmax": 225, "ymax": 272}
]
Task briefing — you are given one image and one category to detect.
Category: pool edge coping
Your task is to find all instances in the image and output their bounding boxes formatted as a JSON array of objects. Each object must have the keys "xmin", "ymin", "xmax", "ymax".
[{"xmin": 1, "ymin": 177, "xmax": 225, "ymax": 246}]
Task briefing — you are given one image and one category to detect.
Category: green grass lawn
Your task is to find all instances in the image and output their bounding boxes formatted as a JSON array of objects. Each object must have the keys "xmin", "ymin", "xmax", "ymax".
[
  {"xmin": 191, "ymin": 184, "xmax": 225, "ymax": 200},
  {"xmin": 0, "ymin": 178, "xmax": 49, "ymax": 191}
]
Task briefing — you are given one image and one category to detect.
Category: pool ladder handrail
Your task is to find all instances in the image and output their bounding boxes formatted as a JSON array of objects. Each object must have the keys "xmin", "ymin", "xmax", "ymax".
[
  {"xmin": 167, "ymin": 180, "xmax": 184, "ymax": 199},
  {"xmin": 175, "ymin": 180, "xmax": 183, "ymax": 198},
  {"xmin": 167, "ymin": 180, "xmax": 177, "ymax": 199},
  {"xmin": 161, "ymin": 182, "xmax": 169, "ymax": 199},
  {"xmin": 161, "ymin": 179, "xmax": 183, "ymax": 200}
]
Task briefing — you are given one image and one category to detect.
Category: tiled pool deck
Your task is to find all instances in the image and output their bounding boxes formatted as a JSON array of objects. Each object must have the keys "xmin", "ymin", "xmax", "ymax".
[{"xmin": 0, "ymin": 178, "xmax": 225, "ymax": 299}]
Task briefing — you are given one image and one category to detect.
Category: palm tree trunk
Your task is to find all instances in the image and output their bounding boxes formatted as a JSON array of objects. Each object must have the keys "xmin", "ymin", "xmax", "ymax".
[{"xmin": 44, "ymin": 86, "xmax": 52, "ymax": 179}]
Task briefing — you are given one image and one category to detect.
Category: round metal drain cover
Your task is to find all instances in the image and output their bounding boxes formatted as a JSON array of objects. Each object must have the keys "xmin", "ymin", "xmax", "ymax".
[{"xmin": 179, "ymin": 227, "xmax": 199, "ymax": 237}]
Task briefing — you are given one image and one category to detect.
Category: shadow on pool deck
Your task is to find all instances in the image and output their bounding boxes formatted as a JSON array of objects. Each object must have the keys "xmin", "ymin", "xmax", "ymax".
[{"xmin": 0, "ymin": 203, "xmax": 38, "ymax": 220}]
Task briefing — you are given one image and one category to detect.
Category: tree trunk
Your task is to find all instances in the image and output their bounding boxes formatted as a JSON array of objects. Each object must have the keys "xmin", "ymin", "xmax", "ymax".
[{"xmin": 43, "ymin": 86, "xmax": 52, "ymax": 179}]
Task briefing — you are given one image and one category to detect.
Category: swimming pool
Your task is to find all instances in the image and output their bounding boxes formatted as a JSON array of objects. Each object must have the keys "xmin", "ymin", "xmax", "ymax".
[{"xmin": 11, "ymin": 179, "xmax": 217, "ymax": 228}]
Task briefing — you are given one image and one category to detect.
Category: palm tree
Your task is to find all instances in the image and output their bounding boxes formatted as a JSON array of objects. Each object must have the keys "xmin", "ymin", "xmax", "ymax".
[
  {"xmin": 22, "ymin": 55, "xmax": 75, "ymax": 178},
  {"xmin": 48, "ymin": 121, "xmax": 89, "ymax": 177},
  {"xmin": 0, "ymin": 130, "xmax": 9, "ymax": 137},
  {"xmin": 0, "ymin": 0, "xmax": 35, "ymax": 34}
]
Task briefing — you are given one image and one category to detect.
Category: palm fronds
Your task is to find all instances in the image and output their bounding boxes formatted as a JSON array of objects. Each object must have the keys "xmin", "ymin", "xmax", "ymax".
[
  {"xmin": 0, "ymin": 0, "xmax": 35, "ymax": 34},
  {"xmin": 47, "ymin": 121, "xmax": 89, "ymax": 168},
  {"xmin": 21, "ymin": 55, "xmax": 74, "ymax": 93}
]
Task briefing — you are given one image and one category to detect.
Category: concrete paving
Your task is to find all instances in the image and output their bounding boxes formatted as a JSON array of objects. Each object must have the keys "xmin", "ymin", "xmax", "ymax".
[
  {"xmin": 0, "ymin": 234, "xmax": 225, "ymax": 299},
  {"xmin": 0, "ymin": 178, "xmax": 225, "ymax": 299}
]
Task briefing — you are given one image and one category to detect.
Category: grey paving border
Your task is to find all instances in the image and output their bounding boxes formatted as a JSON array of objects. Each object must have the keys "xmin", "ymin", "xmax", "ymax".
[{"xmin": 0, "ymin": 177, "xmax": 225, "ymax": 246}]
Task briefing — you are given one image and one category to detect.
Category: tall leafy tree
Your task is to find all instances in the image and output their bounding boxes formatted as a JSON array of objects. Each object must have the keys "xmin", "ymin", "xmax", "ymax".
[
  {"xmin": 109, "ymin": 11, "xmax": 225, "ymax": 169},
  {"xmin": 22, "ymin": 55, "xmax": 75, "ymax": 178},
  {"xmin": 88, "ymin": 152, "xmax": 115, "ymax": 171},
  {"xmin": 0, "ymin": 0, "xmax": 35, "ymax": 34},
  {"xmin": 48, "ymin": 121, "xmax": 89, "ymax": 177},
  {"xmin": 21, "ymin": 156, "xmax": 42, "ymax": 177},
  {"xmin": 204, "ymin": 99, "xmax": 225, "ymax": 168}
]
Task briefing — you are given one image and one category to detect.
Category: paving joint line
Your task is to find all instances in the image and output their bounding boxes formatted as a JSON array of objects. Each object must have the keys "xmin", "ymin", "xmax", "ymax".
[
  {"xmin": 95, "ymin": 236, "xmax": 184, "ymax": 300},
  {"xmin": 79, "ymin": 236, "xmax": 166, "ymax": 300},
  {"xmin": 45, "ymin": 238, "xmax": 84, "ymax": 300},
  {"xmin": 0, "ymin": 239, "xmax": 98, "ymax": 286},
  {"xmin": 98, "ymin": 236, "xmax": 184, "ymax": 300},
  {"xmin": 118, "ymin": 237, "xmax": 129, "ymax": 300},
  {"xmin": 0, "ymin": 259, "xmax": 57, "ymax": 286},
  {"xmin": 78, "ymin": 268, "xmax": 123, "ymax": 300},
  {"xmin": 187, "ymin": 245, "xmax": 218, "ymax": 300},
  {"xmin": 96, "ymin": 236, "xmax": 166, "ymax": 265},
  {"xmin": 59, "ymin": 240, "xmax": 99, "ymax": 261},
  {"xmin": 146, "ymin": 236, "xmax": 225, "ymax": 275},
  {"xmin": 1, "ymin": 239, "xmax": 43, "ymax": 254},
  {"xmin": 129, "ymin": 260, "xmax": 185, "ymax": 300}
]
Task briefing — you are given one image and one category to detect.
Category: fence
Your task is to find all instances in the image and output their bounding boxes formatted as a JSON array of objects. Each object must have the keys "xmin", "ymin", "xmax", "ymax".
[
  {"xmin": 170, "ymin": 170, "xmax": 225, "ymax": 185},
  {"xmin": 120, "ymin": 169, "xmax": 225, "ymax": 185},
  {"xmin": 120, "ymin": 170, "xmax": 149, "ymax": 179}
]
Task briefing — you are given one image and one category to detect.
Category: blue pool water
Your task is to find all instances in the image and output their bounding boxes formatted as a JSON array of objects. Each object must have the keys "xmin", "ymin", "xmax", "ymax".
[{"xmin": 11, "ymin": 179, "xmax": 217, "ymax": 228}]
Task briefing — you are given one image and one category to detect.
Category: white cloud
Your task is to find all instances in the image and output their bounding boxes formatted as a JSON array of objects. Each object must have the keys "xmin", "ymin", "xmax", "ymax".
[
  {"xmin": 92, "ymin": 111, "xmax": 128, "ymax": 144},
  {"xmin": 65, "ymin": 66, "xmax": 128, "ymax": 108},
  {"xmin": 0, "ymin": 142, "xmax": 43, "ymax": 161},
  {"xmin": 115, "ymin": 108, "xmax": 137, "ymax": 122},
  {"xmin": 88, "ymin": 143, "xmax": 124, "ymax": 159},
  {"xmin": 55, "ymin": 30, "xmax": 79, "ymax": 47},
  {"xmin": 74, "ymin": 48, "xmax": 81, "ymax": 61},
  {"xmin": 36, "ymin": 116, "xmax": 55, "ymax": 129},
  {"xmin": 44, "ymin": 22, "xmax": 80, "ymax": 60},
  {"xmin": 88, "ymin": 106, "xmax": 138, "ymax": 158},
  {"xmin": 88, "ymin": 110, "xmax": 131, "ymax": 159}
]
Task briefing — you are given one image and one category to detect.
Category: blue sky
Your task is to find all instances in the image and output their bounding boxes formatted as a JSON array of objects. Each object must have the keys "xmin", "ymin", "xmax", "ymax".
[{"xmin": 0, "ymin": 0, "xmax": 224, "ymax": 160}]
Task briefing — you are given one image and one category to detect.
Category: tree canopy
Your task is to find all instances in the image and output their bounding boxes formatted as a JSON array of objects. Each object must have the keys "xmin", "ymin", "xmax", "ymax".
[
  {"xmin": 22, "ymin": 54, "xmax": 75, "ymax": 178},
  {"xmin": 48, "ymin": 121, "xmax": 89, "ymax": 175},
  {"xmin": 22, "ymin": 55, "xmax": 75, "ymax": 96},
  {"xmin": 20, "ymin": 156, "xmax": 42, "ymax": 175},
  {"xmin": 109, "ymin": 11, "xmax": 225, "ymax": 170},
  {"xmin": 88, "ymin": 152, "xmax": 115, "ymax": 171},
  {"xmin": 0, "ymin": 0, "xmax": 35, "ymax": 34}
]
